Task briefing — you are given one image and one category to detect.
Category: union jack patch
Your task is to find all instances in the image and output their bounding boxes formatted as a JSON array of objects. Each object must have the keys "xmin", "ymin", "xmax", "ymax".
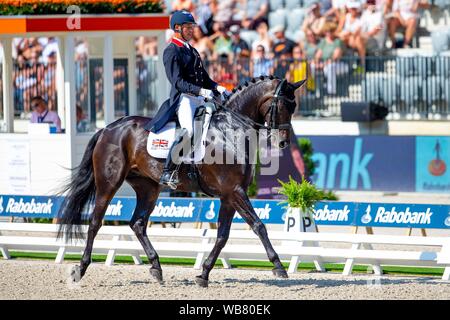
[{"xmin": 151, "ymin": 139, "xmax": 169, "ymax": 149}]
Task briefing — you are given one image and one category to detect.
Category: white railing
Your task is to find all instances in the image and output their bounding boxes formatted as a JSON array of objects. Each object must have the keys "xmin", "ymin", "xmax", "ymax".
[{"xmin": 0, "ymin": 222, "xmax": 449, "ymax": 280}]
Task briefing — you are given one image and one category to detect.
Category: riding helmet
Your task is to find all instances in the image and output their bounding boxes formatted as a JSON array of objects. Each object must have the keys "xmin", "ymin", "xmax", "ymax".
[{"xmin": 170, "ymin": 10, "xmax": 196, "ymax": 30}]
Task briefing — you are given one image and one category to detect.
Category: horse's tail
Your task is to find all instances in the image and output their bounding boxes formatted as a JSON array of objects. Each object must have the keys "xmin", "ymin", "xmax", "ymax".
[{"xmin": 56, "ymin": 129, "xmax": 103, "ymax": 242}]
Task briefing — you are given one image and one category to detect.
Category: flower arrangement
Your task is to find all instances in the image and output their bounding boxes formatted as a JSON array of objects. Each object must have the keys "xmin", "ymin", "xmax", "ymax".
[{"xmin": 0, "ymin": 1, "xmax": 163, "ymax": 15}]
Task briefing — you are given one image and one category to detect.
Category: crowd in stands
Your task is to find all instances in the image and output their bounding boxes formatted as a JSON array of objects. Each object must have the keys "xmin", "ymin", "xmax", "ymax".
[
  {"xmin": 164, "ymin": 0, "xmax": 433, "ymax": 93},
  {"xmin": 5, "ymin": 0, "xmax": 449, "ymax": 124}
]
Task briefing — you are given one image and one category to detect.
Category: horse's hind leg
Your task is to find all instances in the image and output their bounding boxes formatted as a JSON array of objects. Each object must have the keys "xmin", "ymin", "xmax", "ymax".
[
  {"xmin": 72, "ymin": 155, "xmax": 128, "ymax": 282},
  {"xmin": 127, "ymin": 176, "xmax": 163, "ymax": 283},
  {"xmin": 195, "ymin": 200, "xmax": 234, "ymax": 287},
  {"xmin": 230, "ymin": 187, "xmax": 288, "ymax": 278}
]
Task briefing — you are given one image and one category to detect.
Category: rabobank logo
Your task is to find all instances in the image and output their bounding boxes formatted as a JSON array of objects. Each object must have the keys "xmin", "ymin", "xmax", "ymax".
[
  {"xmin": 205, "ymin": 202, "xmax": 216, "ymax": 220},
  {"xmin": 374, "ymin": 206, "xmax": 433, "ymax": 225},
  {"xmin": 444, "ymin": 212, "xmax": 450, "ymax": 227},
  {"xmin": 4, "ymin": 197, "xmax": 53, "ymax": 215},
  {"xmin": 314, "ymin": 204, "xmax": 350, "ymax": 222},
  {"xmin": 0, "ymin": 196, "xmax": 4, "ymax": 214},
  {"xmin": 361, "ymin": 205, "xmax": 372, "ymax": 224},
  {"xmin": 153, "ymin": 201, "xmax": 196, "ymax": 218}
]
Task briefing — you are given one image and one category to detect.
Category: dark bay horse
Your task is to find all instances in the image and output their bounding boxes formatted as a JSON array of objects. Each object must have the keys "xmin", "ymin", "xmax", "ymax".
[{"xmin": 57, "ymin": 76, "xmax": 306, "ymax": 287}]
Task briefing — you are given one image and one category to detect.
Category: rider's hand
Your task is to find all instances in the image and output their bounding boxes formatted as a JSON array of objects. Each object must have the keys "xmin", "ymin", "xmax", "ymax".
[
  {"xmin": 216, "ymin": 85, "xmax": 231, "ymax": 96},
  {"xmin": 199, "ymin": 88, "xmax": 214, "ymax": 100}
]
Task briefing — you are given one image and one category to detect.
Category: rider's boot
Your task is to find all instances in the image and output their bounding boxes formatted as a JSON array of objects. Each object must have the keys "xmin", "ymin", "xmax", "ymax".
[{"xmin": 159, "ymin": 128, "xmax": 190, "ymax": 190}]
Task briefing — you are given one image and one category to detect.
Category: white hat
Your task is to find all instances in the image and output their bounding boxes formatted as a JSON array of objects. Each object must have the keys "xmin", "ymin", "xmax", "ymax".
[
  {"xmin": 347, "ymin": 1, "xmax": 361, "ymax": 9},
  {"xmin": 272, "ymin": 24, "xmax": 285, "ymax": 34}
]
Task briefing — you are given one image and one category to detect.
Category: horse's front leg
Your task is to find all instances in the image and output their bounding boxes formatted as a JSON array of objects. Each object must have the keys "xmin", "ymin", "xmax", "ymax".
[
  {"xmin": 231, "ymin": 187, "xmax": 288, "ymax": 278},
  {"xmin": 195, "ymin": 200, "xmax": 234, "ymax": 288}
]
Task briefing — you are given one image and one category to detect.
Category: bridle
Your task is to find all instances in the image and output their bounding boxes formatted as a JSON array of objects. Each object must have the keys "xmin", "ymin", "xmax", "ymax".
[
  {"xmin": 215, "ymin": 79, "xmax": 295, "ymax": 133},
  {"xmin": 261, "ymin": 79, "xmax": 295, "ymax": 131}
]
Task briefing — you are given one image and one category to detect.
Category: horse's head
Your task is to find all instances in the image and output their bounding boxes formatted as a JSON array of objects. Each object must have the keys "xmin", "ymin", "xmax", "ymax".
[{"xmin": 259, "ymin": 78, "xmax": 306, "ymax": 149}]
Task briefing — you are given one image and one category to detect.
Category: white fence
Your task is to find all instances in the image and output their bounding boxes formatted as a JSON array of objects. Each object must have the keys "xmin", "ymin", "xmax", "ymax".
[{"xmin": 0, "ymin": 222, "xmax": 449, "ymax": 280}]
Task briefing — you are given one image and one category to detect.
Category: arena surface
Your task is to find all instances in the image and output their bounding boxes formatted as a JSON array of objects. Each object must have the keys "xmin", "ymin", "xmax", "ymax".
[{"xmin": 1, "ymin": 259, "xmax": 449, "ymax": 300}]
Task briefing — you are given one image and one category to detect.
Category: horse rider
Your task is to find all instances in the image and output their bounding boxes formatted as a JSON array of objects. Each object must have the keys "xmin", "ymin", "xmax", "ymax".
[{"xmin": 146, "ymin": 10, "xmax": 230, "ymax": 189}]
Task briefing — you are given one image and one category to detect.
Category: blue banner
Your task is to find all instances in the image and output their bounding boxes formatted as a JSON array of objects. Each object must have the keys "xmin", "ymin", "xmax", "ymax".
[
  {"xmin": 301, "ymin": 136, "xmax": 416, "ymax": 192},
  {"xmin": 1, "ymin": 194, "xmax": 449, "ymax": 229}
]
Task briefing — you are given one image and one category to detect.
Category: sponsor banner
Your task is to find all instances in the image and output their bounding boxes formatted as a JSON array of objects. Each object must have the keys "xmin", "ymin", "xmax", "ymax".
[
  {"xmin": 0, "ymin": 195, "xmax": 63, "ymax": 218},
  {"xmin": 300, "ymin": 136, "xmax": 416, "ymax": 192},
  {"xmin": 1, "ymin": 195, "xmax": 449, "ymax": 229},
  {"xmin": 313, "ymin": 202, "xmax": 357, "ymax": 226},
  {"xmin": 416, "ymin": 137, "xmax": 450, "ymax": 192},
  {"xmin": 355, "ymin": 202, "xmax": 450, "ymax": 229}
]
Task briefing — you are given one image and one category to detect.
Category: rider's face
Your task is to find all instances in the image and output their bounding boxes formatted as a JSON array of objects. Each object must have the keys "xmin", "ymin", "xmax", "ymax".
[{"xmin": 180, "ymin": 23, "xmax": 195, "ymax": 41}]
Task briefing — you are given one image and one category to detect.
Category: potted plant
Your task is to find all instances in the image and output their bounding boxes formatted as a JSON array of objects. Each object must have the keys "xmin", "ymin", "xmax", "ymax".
[{"xmin": 278, "ymin": 176, "xmax": 337, "ymax": 232}]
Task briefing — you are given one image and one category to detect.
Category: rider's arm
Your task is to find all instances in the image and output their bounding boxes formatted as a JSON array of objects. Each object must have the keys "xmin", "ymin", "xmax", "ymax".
[
  {"xmin": 163, "ymin": 47, "xmax": 202, "ymax": 95},
  {"xmin": 201, "ymin": 67, "xmax": 218, "ymax": 91}
]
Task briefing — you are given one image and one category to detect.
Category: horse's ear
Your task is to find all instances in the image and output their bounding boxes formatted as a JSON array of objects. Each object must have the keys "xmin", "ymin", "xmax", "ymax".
[{"xmin": 291, "ymin": 79, "xmax": 307, "ymax": 90}]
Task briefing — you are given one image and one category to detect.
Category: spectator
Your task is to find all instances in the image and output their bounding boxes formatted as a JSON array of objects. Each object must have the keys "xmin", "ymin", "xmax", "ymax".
[
  {"xmin": 361, "ymin": 0, "xmax": 386, "ymax": 54},
  {"xmin": 251, "ymin": 45, "xmax": 273, "ymax": 77},
  {"xmin": 229, "ymin": 24, "xmax": 252, "ymax": 83},
  {"xmin": 230, "ymin": 24, "xmax": 251, "ymax": 58},
  {"xmin": 242, "ymin": 0, "xmax": 269, "ymax": 30},
  {"xmin": 338, "ymin": 1, "xmax": 365, "ymax": 63},
  {"xmin": 286, "ymin": 46, "xmax": 315, "ymax": 93},
  {"xmin": 212, "ymin": 24, "xmax": 233, "ymax": 59},
  {"xmin": 302, "ymin": 3, "xmax": 327, "ymax": 38},
  {"xmin": 76, "ymin": 105, "xmax": 93, "ymax": 133},
  {"xmin": 251, "ymin": 21, "xmax": 272, "ymax": 58},
  {"xmin": 29, "ymin": 96, "xmax": 62, "ymax": 132},
  {"xmin": 272, "ymin": 25, "xmax": 297, "ymax": 58},
  {"xmin": 171, "ymin": 0, "xmax": 195, "ymax": 13},
  {"xmin": 191, "ymin": 26, "xmax": 215, "ymax": 60},
  {"xmin": 319, "ymin": 0, "xmax": 333, "ymax": 15},
  {"xmin": 273, "ymin": 51, "xmax": 291, "ymax": 78},
  {"xmin": 387, "ymin": 0, "xmax": 419, "ymax": 48},
  {"xmin": 315, "ymin": 22, "xmax": 348, "ymax": 95},
  {"xmin": 213, "ymin": 0, "xmax": 236, "ymax": 26},
  {"xmin": 301, "ymin": 30, "xmax": 319, "ymax": 61},
  {"xmin": 195, "ymin": 0, "xmax": 214, "ymax": 35}
]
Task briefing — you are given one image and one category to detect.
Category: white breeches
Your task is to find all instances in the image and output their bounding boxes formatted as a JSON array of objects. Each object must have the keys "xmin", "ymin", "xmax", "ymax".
[{"xmin": 177, "ymin": 93, "xmax": 204, "ymax": 138}]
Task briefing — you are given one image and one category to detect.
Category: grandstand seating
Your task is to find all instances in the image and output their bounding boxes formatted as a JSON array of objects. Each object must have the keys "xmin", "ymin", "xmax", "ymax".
[
  {"xmin": 287, "ymin": 8, "xmax": 306, "ymax": 33},
  {"xmin": 269, "ymin": 0, "xmax": 284, "ymax": 11},
  {"xmin": 284, "ymin": 0, "xmax": 302, "ymax": 10},
  {"xmin": 268, "ymin": 9, "xmax": 288, "ymax": 30}
]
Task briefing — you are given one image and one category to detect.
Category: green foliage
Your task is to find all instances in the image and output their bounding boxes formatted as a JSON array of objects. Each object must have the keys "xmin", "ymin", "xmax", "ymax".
[
  {"xmin": 0, "ymin": 1, "xmax": 163, "ymax": 16},
  {"xmin": 278, "ymin": 176, "xmax": 338, "ymax": 215},
  {"xmin": 298, "ymin": 138, "xmax": 315, "ymax": 178}
]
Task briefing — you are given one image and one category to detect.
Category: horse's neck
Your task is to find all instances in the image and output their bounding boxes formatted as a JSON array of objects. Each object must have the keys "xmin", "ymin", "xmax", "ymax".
[{"xmin": 225, "ymin": 87, "xmax": 264, "ymax": 124}]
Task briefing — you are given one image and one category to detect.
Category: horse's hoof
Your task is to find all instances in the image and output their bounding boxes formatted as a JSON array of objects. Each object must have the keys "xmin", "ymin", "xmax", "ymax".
[
  {"xmin": 272, "ymin": 268, "xmax": 289, "ymax": 279},
  {"xmin": 195, "ymin": 276, "xmax": 208, "ymax": 288},
  {"xmin": 150, "ymin": 268, "xmax": 163, "ymax": 284},
  {"xmin": 70, "ymin": 265, "xmax": 82, "ymax": 283}
]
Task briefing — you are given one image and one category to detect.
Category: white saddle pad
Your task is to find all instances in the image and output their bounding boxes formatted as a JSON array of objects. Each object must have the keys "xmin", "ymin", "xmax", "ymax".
[{"xmin": 146, "ymin": 114, "xmax": 212, "ymax": 163}]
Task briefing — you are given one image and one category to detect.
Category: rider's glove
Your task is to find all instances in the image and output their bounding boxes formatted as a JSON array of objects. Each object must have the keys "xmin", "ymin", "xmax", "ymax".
[
  {"xmin": 216, "ymin": 85, "xmax": 231, "ymax": 97},
  {"xmin": 199, "ymin": 88, "xmax": 214, "ymax": 100}
]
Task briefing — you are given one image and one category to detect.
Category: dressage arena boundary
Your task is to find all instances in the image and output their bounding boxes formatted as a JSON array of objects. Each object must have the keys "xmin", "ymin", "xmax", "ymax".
[{"xmin": 0, "ymin": 222, "xmax": 449, "ymax": 280}]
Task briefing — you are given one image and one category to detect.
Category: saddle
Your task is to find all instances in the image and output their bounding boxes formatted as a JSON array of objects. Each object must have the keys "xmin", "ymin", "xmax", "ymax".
[{"xmin": 146, "ymin": 102, "xmax": 216, "ymax": 163}]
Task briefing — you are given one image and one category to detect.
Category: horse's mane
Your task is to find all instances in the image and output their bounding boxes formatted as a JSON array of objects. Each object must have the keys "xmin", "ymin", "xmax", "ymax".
[
  {"xmin": 206, "ymin": 75, "xmax": 280, "ymax": 161},
  {"xmin": 223, "ymin": 75, "xmax": 280, "ymax": 108}
]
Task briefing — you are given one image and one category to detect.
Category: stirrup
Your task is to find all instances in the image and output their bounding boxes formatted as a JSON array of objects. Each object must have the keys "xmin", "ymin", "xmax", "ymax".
[{"xmin": 161, "ymin": 171, "xmax": 179, "ymax": 190}]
